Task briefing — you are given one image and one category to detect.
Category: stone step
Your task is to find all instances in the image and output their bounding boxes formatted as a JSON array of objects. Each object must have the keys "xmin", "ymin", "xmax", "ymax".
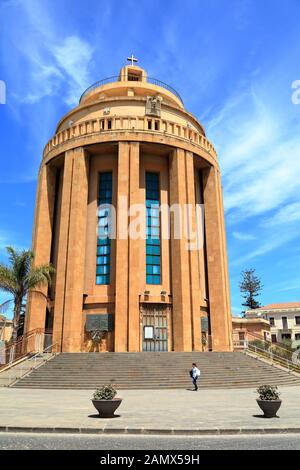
[
  {"xmin": 43, "ymin": 365, "xmax": 275, "ymax": 370},
  {"xmin": 16, "ymin": 375, "xmax": 299, "ymax": 383},
  {"xmin": 17, "ymin": 373, "xmax": 296, "ymax": 380},
  {"xmin": 14, "ymin": 379, "xmax": 300, "ymax": 387},
  {"xmin": 24, "ymin": 371, "xmax": 294, "ymax": 378},
  {"xmin": 12, "ymin": 352, "xmax": 300, "ymax": 390},
  {"xmin": 14, "ymin": 383, "xmax": 300, "ymax": 389},
  {"xmin": 28, "ymin": 365, "xmax": 288, "ymax": 371},
  {"xmin": 15, "ymin": 380, "xmax": 298, "ymax": 386}
]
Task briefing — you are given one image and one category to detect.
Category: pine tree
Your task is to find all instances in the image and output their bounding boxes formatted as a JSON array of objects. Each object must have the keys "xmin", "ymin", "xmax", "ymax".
[{"xmin": 239, "ymin": 268, "xmax": 263, "ymax": 313}]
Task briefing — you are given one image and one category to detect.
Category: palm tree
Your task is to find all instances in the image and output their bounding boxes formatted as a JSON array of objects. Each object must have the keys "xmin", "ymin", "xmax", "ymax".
[{"xmin": 0, "ymin": 246, "xmax": 55, "ymax": 346}]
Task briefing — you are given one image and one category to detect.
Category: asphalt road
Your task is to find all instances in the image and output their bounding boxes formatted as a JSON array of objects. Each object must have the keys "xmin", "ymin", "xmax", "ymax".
[{"xmin": 0, "ymin": 432, "xmax": 300, "ymax": 450}]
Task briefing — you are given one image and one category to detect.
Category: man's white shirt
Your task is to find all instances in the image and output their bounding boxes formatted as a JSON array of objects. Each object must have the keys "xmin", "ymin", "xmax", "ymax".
[{"xmin": 192, "ymin": 367, "xmax": 200, "ymax": 378}]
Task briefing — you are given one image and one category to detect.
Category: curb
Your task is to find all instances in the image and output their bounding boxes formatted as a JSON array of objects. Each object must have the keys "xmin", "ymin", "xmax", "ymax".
[{"xmin": 1, "ymin": 426, "xmax": 300, "ymax": 436}]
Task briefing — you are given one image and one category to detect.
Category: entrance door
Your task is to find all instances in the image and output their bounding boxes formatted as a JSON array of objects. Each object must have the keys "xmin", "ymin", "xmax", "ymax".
[{"xmin": 142, "ymin": 304, "xmax": 168, "ymax": 352}]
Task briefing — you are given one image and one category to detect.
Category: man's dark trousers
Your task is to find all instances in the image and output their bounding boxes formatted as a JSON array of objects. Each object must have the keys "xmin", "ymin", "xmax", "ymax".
[{"xmin": 193, "ymin": 377, "xmax": 198, "ymax": 391}]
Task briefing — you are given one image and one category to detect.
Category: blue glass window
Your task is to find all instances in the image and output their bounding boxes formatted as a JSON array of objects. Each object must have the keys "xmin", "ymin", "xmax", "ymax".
[
  {"xmin": 96, "ymin": 172, "xmax": 112, "ymax": 285},
  {"xmin": 146, "ymin": 172, "xmax": 161, "ymax": 285}
]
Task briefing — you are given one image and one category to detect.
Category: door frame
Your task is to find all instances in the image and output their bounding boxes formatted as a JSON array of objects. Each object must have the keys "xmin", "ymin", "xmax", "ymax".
[{"xmin": 140, "ymin": 303, "xmax": 170, "ymax": 352}]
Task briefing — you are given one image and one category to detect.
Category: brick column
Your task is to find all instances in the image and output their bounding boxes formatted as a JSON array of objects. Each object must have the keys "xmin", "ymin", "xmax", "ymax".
[
  {"xmin": 114, "ymin": 142, "xmax": 130, "ymax": 351},
  {"xmin": 128, "ymin": 142, "xmax": 142, "ymax": 351},
  {"xmin": 216, "ymin": 169, "xmax": 233, "ymax": 349},
  {"xmin": 185, "ymin": 151, "xmax": 202, "ymax": 351},
  {"xmin": 169, "ymin": 148, "xmax": 192, "ymax": 351},
  {"xmin": 52, "ymin": 148, "xmax": 89, "ymax": 352},
  {"xmin": 203, "ymin": 165, "xmax": 232, "ymax": 351},
  {"xmin": 25, "ymin": 164, "xmax": 56, "ymax": 334}
]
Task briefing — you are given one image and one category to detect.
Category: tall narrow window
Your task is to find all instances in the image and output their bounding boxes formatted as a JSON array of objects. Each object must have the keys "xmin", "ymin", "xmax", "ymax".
[
  {"xmin": 146, "ymin": 172, "xmax": 161, "ymax": 285},
  {"xmin": 96, "ymin": 172, "xmax": 112, "ymax": 285}
]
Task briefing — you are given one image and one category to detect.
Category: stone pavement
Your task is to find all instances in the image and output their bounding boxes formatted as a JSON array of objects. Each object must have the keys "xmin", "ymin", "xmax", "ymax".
[{"xmin": 0, "ymin": 386, "xmax": 300, "ymax": 435}]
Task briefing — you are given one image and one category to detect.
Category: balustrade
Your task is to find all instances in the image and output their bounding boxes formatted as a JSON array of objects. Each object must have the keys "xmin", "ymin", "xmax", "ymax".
[{"xmin": 43, "ymin": 116, "xmax": 217, "ymax": 160}]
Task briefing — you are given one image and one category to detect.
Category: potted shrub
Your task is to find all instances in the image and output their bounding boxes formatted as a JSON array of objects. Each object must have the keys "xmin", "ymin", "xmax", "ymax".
[
  {"xmin": 256, "ymin": 385, "xmax": 282, "ymax": 418},
  {"xmin": 91, "ymin": 384, "xmax": 122, "ymax": 418}
]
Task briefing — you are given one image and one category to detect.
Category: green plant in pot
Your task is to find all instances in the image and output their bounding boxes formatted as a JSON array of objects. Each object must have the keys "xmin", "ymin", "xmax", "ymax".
[
  {"xmin": 256, "ymin": 385, "xmax": 281, "ymax": 418},
  {"xmin": 91, "ymin": 384, "xmax": 122, "ymax": 418}
]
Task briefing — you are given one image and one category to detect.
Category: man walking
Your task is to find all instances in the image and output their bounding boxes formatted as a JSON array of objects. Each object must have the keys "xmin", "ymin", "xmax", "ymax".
[{"xmin": 191, "ymin": 362, "xmax": 201, "ymax": 391}]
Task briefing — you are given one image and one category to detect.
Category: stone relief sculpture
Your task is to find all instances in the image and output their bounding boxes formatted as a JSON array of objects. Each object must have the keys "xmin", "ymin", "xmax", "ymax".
[{"xmin": 145, "ymin": 95, "xmax": 162, "ymax": 117}]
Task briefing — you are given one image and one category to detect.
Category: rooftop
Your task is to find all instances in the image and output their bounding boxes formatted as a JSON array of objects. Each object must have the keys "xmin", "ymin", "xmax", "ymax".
[
  {"xmin": 247, "ymin": 302, "xmax": 300, "ymax": 311},
  {"xmin": 259, "ymin": 302, "xmax": 300, "ymax": 310},
  {"xmin": 0, "ymin": 315, "xmax": 12, "ymax": 323},
  {"xmin": 232, "ymin": 316, "xmax": 270, "ymax": 324},
  {"xmin": 80, "ymin": 75, "xmax": 183, "ymax": 105},
  {"xmin": 79, "ymin": 62, "xmax": 184, "ymax": 108}
]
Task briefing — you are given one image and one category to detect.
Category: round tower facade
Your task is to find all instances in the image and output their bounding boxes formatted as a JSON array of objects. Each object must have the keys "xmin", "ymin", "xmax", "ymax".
[{"xmin": 25, "ymin": 64, "xmax": 233, "ymax": 353}]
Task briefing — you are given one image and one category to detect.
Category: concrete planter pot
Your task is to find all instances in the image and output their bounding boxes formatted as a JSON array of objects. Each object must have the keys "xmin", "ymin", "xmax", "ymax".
[
  {"xmin": 256, "ymin": 399, "xmax": 282, "ymax": 418},
  {"xmin": 92, "ymin": 398, "xmax": 122, "ymax": 418}
]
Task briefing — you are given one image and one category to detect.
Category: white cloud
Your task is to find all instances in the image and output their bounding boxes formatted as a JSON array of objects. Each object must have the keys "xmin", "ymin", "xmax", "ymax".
[
  {"xmin": 52, "ymin": 36, "xmax": 94, "ymax": 105},
  {"xmin": 18, "ymin": 35, "xmax": 94, "ymax": 106},
  {"xmin": 233, "ymin": 232, "xmax": 257, "ymax": 241},
  {"xmin": 208, "ymin": 88, "xmax": 300, "ymax": 224},
  {"xmin": 0, "ymin": 0, "xmax": 96, "ymax": 184},
  {"xmin": 279, "ymin": 281, "xmax": 300, "ymax": 292},
  {"xmin": 263, "ymin": 202, "xmax": 300, "ymax": 227},
  {"xmin": 21, "ymin": 63, "xmax": 63, "ymax": 104},
  {"xmin": 232, "ymin": 229, "xmax": 300, "ymax": 266},
  {"xmin": 3, "ymin": 2, "xmax": 95, "ymax": 107}
]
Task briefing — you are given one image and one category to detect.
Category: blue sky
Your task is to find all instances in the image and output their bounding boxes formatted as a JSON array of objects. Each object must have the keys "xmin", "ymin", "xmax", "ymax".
[{"xmin": 1, "ymin": 0, "xmax": 300, "ymax": 317}]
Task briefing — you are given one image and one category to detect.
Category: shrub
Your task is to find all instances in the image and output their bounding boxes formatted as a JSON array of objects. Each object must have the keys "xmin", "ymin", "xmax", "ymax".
[
  {"xmin": 280, "ymin": 339, "xmax": 295, "ymax": 351},
  {"xmin": 257, "ymin": 385, "xmax": 280, "ymax": 401},
  {"xmin": 93, "ymin": 384, "xmax": 117, "ymax": 400},
  {"xmin": 249, "ymin": 339, "xmax": 270, "ymax": 351},
  {"xmin": 269, "ymin": 344, "xmax": 293, "ymax": 360}
]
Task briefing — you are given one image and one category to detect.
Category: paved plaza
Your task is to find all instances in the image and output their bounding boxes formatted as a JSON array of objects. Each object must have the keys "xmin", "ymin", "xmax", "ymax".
[{"xmin": 0, "ymin": 385, "xmax": 300, "ymax": 434}]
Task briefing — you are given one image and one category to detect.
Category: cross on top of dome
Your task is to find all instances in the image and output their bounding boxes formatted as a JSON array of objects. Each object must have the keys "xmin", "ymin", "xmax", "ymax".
[{"xmin": 127, "ymin": 54, "xmax": 138, "ymax": 66}]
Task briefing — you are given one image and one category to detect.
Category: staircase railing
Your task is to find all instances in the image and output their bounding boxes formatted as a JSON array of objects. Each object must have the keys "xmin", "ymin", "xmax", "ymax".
[
  {"xmin": 234, "ymin": 335, "xmax": 300, "ymax": 374},
  {"xmin": 234, "ymin": 330, "xmax": 297, "ymax": 359},
  {"xmin": 7, "ymin": 342, "xmax": 59, "ymax": 387},
  {"xmin": 248, "ymin": 331, "xmax": 297, "ymax": 361},
  {"xmin": 0, "ymin": 328, "xmax": 54, "ymax": 371},
  {"xmin": 247, "ymin": 343, "xmax": 300, "ymax": 374}
]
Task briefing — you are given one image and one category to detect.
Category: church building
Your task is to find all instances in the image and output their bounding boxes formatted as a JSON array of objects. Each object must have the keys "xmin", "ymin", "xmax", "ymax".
[{"xmin": 25, "ymin": 58, "xmax": 233, "ymax": 353}]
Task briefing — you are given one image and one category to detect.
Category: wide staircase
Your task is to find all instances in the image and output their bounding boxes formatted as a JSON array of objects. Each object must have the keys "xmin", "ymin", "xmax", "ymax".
[{"xmin": 12, "ymin": 352, "xmax": 300, "ymax": 389}]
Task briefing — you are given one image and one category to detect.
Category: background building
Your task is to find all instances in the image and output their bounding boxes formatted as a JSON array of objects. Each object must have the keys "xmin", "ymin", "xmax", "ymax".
[
  {"xmin": 0, "ymin": 315, "xmax": 13, "ymax": 343},
  {"xmin": 25, "ymin": 61, "xmax": 232, "ymax": 353},
  {"xmin": 246, "ymin": 302, "xmax": 300, "ymax": 348},
  {"xmin": 0, "ymin": 315, "xmax": 13, "ymax": 365},
  {"xmin": 232, "ymin": 316, "xmax": 270, "ymax": 350}
]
